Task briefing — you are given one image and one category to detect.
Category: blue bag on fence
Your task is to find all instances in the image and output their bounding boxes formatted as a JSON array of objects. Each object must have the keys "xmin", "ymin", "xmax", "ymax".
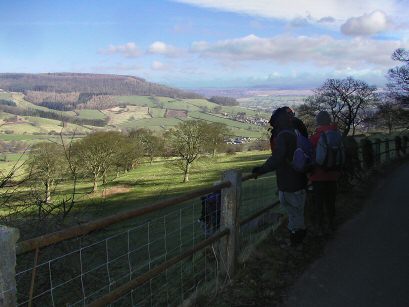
[{"xmin": 199, "ymin": 191, "xmax": 221, "ymax": 237}]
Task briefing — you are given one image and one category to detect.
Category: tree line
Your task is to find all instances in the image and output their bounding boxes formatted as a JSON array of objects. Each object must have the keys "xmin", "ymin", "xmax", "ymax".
[
  {"xmin": 296, "ymin": 48, "xmax": 409, "ymax": 136},
  {"xmin": 0, "ymin": 104, "xmax": 108, "ymax": 126},
  {"xmin": 0, "ymin": 73, "xmax": 203, "ymax": 99},
  {"xmin": 0, "ymin": 121, "xmax": 229, "ymax": 227}
]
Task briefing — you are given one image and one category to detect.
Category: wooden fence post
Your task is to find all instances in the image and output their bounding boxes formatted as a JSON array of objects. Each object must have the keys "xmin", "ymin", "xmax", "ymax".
[
  {"xmin": 0, "ymin": 226, "xmax": 20, "ymax": 307},
  {"xmin": 360, "ymin": 138, "xmax": 374, "ymax": 169},
  {"xmin": 403, "ymin": 136, "xmax": 408, "ymax": 155},
  {"xmin": 385, "ymin": 139, "xmax": 390, "ymax": 162},
  {"xmin": 374, "ymin": 138, "xmax": 381, "ymax": 165},
  {"xmin": 395, "ymin": 136, "xmax": 402, "ymax": 158},
  {"xmin": 220, "ymin": 170, "xmax": 241, "ymax": 277}
]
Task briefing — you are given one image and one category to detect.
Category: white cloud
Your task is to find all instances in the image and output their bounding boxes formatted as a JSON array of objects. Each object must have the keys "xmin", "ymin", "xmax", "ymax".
[
  {"xmin": 191, "ymin": 34, "xmax": 407, "ymax": 68},
  {"xmin": 174, "ymin": 0, "xmax": 397, "ymax": 22},
  {"xmin": 99, "ymin": 42, "xmax": 141, "ymax": 58},
  {"xmin": 318, "ymin": 16, "xmax": 336, "ymax": 23},
  {"xmin": 151, "ymin": 60, "xmax": 168, "ymax": 71},
  {"xmin": 148, "ymin": 41, "xmax": 182, "ymax": 57},
  {"xmin": 341, "ymin": 10, "xmax": 389, "ymax": 36}
]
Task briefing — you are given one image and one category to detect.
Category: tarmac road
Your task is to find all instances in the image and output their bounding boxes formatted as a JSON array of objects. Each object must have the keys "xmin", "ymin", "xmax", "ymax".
[{"xmin": 284, "ymin": 162, "xmax": 409, "ymax": 307}]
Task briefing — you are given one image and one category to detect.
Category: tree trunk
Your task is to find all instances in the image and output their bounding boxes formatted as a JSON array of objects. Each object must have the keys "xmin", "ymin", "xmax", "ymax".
[
  {"xmin": 102, "ymin": 172, "xmax": 107, "ymax": 185},
  {"xmin": 343, "ymin": 124, "xmax": 351, "ymax": 137},
  {"xmin": 45, "ymin": 179, "xmax": 51, "ymax": 204},
  {"xmin": 93, "ymin": 174, "xmax": 98, "ymax": 192},
  {"xmin": 183, "ymin": 162, "xmax": 190, "ymax": 183},
  {"xmin": 212, "ymin": 148, "xmax": 216, "ymax": 158}
]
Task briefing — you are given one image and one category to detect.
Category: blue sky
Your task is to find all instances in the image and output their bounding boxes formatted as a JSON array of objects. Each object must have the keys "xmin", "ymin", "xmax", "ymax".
[{"xmin": 0, "ymin": 0, "xmax": 408, "ymax": 89}]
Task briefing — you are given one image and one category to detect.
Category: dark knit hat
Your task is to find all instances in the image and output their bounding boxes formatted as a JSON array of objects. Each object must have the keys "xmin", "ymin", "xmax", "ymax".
[
  {"xmin": 268, "ymin": 106, "xmax": 294, "ymax": 126},
  {"xmin": 316, "ymin": 111, "xmax": 331, "ymax": 126}
]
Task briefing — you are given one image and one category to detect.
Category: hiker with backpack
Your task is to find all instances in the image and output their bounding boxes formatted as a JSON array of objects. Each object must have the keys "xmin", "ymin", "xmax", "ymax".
[
  {"xmin": 310, "ymin": 111, "xmax": 345, "ymax": 235},
  {"xmin": 253, "ymin": 107, "xmax": 311, "ymax": 246},
  {"xmin": 268, "ymin": 107, "xmax": 308, "ymax": 154}
]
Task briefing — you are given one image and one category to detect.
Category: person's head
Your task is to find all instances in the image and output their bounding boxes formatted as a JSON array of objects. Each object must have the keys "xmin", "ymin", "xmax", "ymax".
[
  {"xmin": 269, "ymin": 106, "xmax": 293, "ymax": 129},
  {"xmin": 315, "ymin": 111, "xmax": 331, "ymax": 126}
]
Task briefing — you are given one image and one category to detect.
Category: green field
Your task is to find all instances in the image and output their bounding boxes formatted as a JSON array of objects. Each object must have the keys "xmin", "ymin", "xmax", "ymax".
[
  {"xmin": 76, "ymin": 109, "xmax": 107, "ymax": 120},
  {"xmin": 0, "ymin": 92, "xmax": 13, "ymax": 100},
  {"xmin": 120, "ymin": 117, "xmax": 184, "ymax": 130},
  {"xmin": 1, "ymin": 92, "xmax": 268, "ymax": 144},
  {"xmin": 115, "ymin": 95, "xmax": 157, "ymax": 107},
  {"xmin": 148, "ymin": 107, "xmax": 166, "ymax": 118},
  {"xmin": 1, "ymin": 150, "xmax": 273, "ymax": 232},
  {"xmin": 10, "ymin": 149, "xmax": 279, "ymax": 306}
]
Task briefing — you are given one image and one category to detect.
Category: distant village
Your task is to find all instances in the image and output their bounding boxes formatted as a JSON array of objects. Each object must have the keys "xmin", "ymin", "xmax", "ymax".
[{"xmin": 220, "ymin": 112, "xmax": 269, "ymax": 127}]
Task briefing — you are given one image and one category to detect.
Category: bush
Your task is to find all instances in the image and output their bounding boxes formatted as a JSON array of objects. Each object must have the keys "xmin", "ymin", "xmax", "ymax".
[
  {"xmin": 0, "ymin": 99, "xmax": 17, "ymax": 107},
  {"xmin": 208, "ymin": 96, "xmax": 238, "ymax": 106}
]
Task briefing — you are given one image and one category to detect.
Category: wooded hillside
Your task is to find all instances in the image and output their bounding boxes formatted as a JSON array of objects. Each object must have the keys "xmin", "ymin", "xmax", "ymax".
[{"xmin": 0, "ymin": 73, "xmax": 202, "ymax": 99}]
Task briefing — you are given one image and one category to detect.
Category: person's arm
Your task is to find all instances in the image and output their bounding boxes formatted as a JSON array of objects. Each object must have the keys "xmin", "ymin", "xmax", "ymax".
[
  {"xmin": 294, "ymin": 117, "xmax": 309, "ymax": 138},
  {"xmin": 254, "ymin": 132, "xmax": 288, "ymax": 174}
]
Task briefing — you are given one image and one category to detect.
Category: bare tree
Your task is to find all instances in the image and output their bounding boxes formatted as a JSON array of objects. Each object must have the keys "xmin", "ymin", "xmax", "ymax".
[
  {"xmin": 202, "ymin": 122, "xmax": 229, "ymax": 157},
  {"xmin": 306, "ymin": 77, "xmax": 377, "ymax": 136},
  {"xmin": 129, "ymin": 128, "xmax": 164, "ymax": 164},
  {"xmin": 387, "ymin": 48, "xmax": 409, "ymax": 106},
  {"xmin": 167, "ymin": 120, "xmax": 208, "ymax": 182},
  {"xmin": 373, "ymin": 99, "xmax": 409, "ymax": 133},
  {"xmin": 26, "ymin": 142, "xmax": 65, "ymax": 204},
  {"xmin": 73, "ymin": 131, "xmax": 137, "ymax": 191}
]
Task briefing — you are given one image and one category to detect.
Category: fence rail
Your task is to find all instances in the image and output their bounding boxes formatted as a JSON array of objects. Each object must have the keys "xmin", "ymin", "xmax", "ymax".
[
  {"xmin": 16, "ymin": 181, "xmax": 231, "ymax": 255},
  {"xmin": 1, "ymin": 133, "xmax": 408, "ymax": 307}
]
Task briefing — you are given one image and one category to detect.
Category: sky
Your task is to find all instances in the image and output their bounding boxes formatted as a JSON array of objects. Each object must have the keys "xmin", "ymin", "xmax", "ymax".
[{"xmin": 0, "ymin": 0, "xmax": 408, "ymax": 89}]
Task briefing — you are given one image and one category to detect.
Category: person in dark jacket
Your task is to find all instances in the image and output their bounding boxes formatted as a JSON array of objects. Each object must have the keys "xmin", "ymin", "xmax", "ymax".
[
  {"xmin": 269, "ymin": 107, "xmax": 308, "ymax": 153},
  {"xmin": 254, "ymin": 107, "xmax": 308, "ymax": 245},
  {"xmin": 309, "ymin": 111, "xmax": 341, "ymax": 234}
]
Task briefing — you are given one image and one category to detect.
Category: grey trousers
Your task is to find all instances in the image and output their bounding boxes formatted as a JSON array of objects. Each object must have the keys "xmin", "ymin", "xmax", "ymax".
[{"xmin": 279, "ymin": 189, "xmax": 306, "ymax": 232}]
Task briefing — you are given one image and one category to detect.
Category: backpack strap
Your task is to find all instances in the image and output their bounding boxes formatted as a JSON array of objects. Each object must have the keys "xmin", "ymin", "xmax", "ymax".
[{"xmin": 277, "ymin": 129, "xmax": 296, "ymax": 138}]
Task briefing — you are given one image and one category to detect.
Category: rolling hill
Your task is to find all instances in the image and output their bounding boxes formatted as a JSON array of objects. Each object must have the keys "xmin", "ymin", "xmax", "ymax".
[
  {"xmin": 0, "ymin": 73, "xmax": 270, "ymax": 142},
  {"xmin": 0, "ymin": 73, "xmax": 202, "ymax": 99}
]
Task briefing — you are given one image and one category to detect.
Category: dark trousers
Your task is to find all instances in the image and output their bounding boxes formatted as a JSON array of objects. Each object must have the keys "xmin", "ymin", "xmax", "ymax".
[{"xmin": 312, "ymin": 181, "xmax": 337, "ymax": 229}]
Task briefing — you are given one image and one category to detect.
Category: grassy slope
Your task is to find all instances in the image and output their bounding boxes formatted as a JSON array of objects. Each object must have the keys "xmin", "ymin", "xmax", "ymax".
[
  {"xmin": 0, "ymin": 112, "xmax": 91, "ymax": 135},
  {"xmin": 11, "ymin": 92, "xmax": 77, "ymax": 116},
  {"xmin": 76, "ymin": 109, "xmax": 107, "ymax": 120},
  {"xmin": 44, "ymin": 151, "xmax": 273, "ymax": 222},
  {"xmin": 1, "ymin": 92, "xmax": 267, "ymax": 140},
  {"xmin": 120, "ymin": 117, "xmax": 184, "ymax": 130},
  {"xmin": 115, "ymin": 95, "xmax": 157, "ymax": 107}
]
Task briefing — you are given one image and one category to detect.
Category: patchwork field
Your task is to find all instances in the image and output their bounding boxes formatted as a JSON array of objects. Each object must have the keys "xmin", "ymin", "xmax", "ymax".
[
  {"xmin": 0, "ymin": 91, "xmax": 270, "ymax": 144},
  {"xmin": 102, "ymin": 106, "xmax": 151, "ymax": 125}
]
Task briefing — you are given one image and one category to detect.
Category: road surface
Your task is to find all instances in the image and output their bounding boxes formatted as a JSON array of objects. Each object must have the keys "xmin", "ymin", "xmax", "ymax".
[{"xmin": 284, "ymin": 162, "xmax": 409, "ymax": 307}]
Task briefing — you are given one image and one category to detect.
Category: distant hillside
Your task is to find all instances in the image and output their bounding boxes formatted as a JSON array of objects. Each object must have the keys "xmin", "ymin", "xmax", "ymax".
[{"xmin": 0, "ymin": 73, "xmax": 202, "ymax": 99}]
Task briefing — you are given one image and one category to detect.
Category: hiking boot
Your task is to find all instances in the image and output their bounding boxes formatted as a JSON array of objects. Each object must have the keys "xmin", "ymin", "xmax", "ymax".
[
  {"xmin": 278, "ymin": 238, "xmax": 292, "ymax": 249},
  {"xmin": 290, "ymin": 229, "xmax": 307, "ymax": 246}
]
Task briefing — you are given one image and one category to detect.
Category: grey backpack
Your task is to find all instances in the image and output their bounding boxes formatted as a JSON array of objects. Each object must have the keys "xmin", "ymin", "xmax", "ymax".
[{"xmin": 315, "ymin": 130, "xmax": 345, "ymax": 170}]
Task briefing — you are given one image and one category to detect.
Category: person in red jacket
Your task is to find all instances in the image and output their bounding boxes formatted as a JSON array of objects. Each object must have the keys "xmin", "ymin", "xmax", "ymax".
[{"xmin": 309, "ymin": 111, "xmax": 341, "ymax": 234}]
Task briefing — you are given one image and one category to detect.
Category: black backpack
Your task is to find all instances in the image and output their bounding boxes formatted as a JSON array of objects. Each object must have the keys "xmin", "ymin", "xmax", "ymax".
[{"xmin": 199, "ymin": 191, "xmax": 221, "ymax": 237}]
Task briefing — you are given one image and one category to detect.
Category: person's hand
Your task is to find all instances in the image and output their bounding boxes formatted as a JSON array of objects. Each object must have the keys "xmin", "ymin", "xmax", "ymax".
[{"xmin": 252, "ymin": 166, "xmax": 261, "ymax": 178}]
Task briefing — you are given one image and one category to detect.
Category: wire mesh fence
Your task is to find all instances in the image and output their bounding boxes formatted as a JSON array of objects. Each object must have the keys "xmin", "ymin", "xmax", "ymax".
[
  {"xmin": 239, "ymin": 173, "xmax": 282, "ymax": 253},
  {"xmin": 14, "ymin": 196, "xmax": 226, "ymax": 306}
]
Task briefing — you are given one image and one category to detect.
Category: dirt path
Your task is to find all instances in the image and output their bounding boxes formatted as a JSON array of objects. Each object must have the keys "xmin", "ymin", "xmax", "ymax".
[{"xmin": 284, "ymin": 162, "xmax": 409, "ymax": 307}]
